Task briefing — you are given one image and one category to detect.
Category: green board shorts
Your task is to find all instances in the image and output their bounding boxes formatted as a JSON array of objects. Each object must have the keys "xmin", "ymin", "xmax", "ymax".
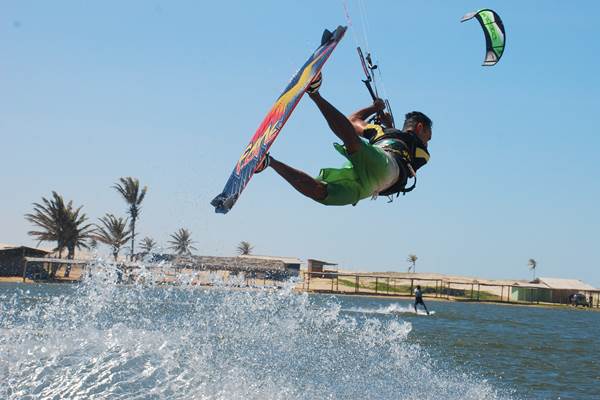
[{"xmin": 316, "ymin": 140, "xmax": 392, "ymax": 206}]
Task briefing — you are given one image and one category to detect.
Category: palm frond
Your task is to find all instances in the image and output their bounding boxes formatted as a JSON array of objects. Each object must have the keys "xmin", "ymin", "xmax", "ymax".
[
  {"xmin": 236, "ymin": 241, "xmax": 254, "ymax": 255},
  {"xmin": 25, "ymin": 191, "xmax": 93, "ymax": 258},
  {"xmin": 140, "ymin": 237, "xmax": 157, "ymax": 253},
  {"xmin": 93, "ymin": 214, "xmax": 131, "ymax": 260},
  {"xmin": 168, "ymin": 228, "xmax": 196, "ymax": 256}
]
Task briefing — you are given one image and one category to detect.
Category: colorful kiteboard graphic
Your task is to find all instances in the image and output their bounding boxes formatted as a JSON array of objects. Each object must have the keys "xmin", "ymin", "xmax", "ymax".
[
  {"xmin": 211, "ymin": 26, "xmax": 347, "ymax": 214},
  {"xmin": 461, "ymin": 9, "xmax": 506, "ymax": 66}
]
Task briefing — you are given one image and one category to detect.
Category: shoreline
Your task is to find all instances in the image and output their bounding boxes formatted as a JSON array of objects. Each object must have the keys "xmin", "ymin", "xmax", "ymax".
[
  {"xmin": 2, "ymin": 276, "xmax": 597, "ymax": 312},
  {"xmin": 305, "ymin": 289, "xmax": 600, "ymax": 311}
]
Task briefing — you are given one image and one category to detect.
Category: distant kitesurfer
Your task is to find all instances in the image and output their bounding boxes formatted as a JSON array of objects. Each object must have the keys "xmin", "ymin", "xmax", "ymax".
[
  {"xmin": 414, "ymin": 285, "xmax": 430, "ymax": 315},
  {"xmin": 254, "ymin": 73, "xmax": 432, "ymax": 206}
]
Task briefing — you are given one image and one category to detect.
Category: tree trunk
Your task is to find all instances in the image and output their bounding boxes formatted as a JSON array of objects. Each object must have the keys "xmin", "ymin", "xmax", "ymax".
[
  {"xmin": 130, "ymin": 218, "xmax": 136, "ymax": 261},
  {"xmin": 64, "ymin": 246, "xmax": 75, "ymax": 277},
  {"xmin": 51, "ymin": 247, "xmax": 63, "ymax": 279}
]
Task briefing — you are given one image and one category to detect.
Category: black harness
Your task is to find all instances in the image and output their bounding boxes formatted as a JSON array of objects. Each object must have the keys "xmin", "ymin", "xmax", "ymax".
[{"xmin": 364, "ymin": 126, "xmax": 429, "ymax": 198}]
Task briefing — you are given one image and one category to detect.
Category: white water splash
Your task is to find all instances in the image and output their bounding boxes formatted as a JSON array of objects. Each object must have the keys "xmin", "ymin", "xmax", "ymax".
[
  {"xmin": 344, "ymin": 302, "xmax": 435, "ymax": 316},
  {"xmin": 1, "ymin": 260, "xmax": 508, "ymax": 400}
]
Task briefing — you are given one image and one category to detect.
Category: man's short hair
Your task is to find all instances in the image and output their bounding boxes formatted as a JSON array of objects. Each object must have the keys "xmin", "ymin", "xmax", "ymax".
[{"xmin": 403, "ymin": 111, "xmax": 432, "ymax": 131}]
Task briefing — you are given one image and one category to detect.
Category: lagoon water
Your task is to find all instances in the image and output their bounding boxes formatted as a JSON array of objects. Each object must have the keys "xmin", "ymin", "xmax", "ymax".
[{"xmin": 1, "ymin": 266, "xmax": 599, "ymax": 399}]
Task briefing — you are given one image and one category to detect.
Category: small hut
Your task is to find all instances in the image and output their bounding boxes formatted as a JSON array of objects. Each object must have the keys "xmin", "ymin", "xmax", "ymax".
[
  {"xmin": 511, "ymin": 277, "xmax": 598, "ymax": 304},
  {"xmin": 307, "ymin": 259, "xmax": 338, "ymax": 278},
  {"xmin": 0, "ymin": 244, "xmax": 50, "ymax": 277}
]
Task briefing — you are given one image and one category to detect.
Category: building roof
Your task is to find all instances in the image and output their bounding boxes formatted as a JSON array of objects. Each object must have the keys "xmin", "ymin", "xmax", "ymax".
[
  {"xmin": 511, "ymin": 281, "xmax": 549, "ymax": 289},
  {"xmin": 24, "ymin": 257, "xmax": 89, "ymax": 265},
  {"xmin": 536, "ymin": 277, "xmax": 597, "ymax": 291},
  {"xmin": 238, "ymin": 254, "xmax": 302, "ymax": 265},
  {"xmin": 0, "ymin": 243, "xmax": 50, "ymax": 254},
  {"xmin": 307, "ymin": 258, "xmax": 338, "ymax": 266},
  {"xmin": 514, "ymin": 277, "xmax": 597, "ymax": 291},
  {"xmin": 181, "ymin": 255, "xmax": 289, "ymax": 273}
]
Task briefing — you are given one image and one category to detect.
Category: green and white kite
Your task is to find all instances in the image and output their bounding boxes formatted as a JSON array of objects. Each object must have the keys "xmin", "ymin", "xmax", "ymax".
[{"xmin": 461, "ymin": 9, "xmax": 506, "ymax": 66}]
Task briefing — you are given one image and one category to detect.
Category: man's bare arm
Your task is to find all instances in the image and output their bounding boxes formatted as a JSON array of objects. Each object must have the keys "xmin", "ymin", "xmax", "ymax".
[{"xmin": 348, "ymin": 99, "xmax": 386, "ymax": 135}]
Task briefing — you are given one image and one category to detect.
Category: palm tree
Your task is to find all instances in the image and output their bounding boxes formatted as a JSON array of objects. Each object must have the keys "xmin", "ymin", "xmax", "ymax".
[
  {"xmin": 63, "ymin": 204, "xmax": 95, "ymax": 259},
  {"xmin": 140, "ymin": 237, "xmax": 157, "ymax": 255},
  {"xmin": 237, "ymin": 241, "xmax": 253, "ymax": 255},
  {"xmin": 407, "ymin": 254, "xmax": 418, "ymax": 273},
  {"xmin": 93, "ymin": 214, "xmax": 131, "ymax": 261},
  {"xmin": 528, "ymin": 258, "xmax": 537, "ymax": 281},
  {"xmin": 113, "ymin": 177, "xmax": 147, "ymax": 260},
  {"xmin": 25, "ymin": 191, "xmax": 69, "ymax": 257},
  {"xmin": 25, "ymin": 192, "xmax": 94, "ymax": 277},
  {"xmin": 168, "ymin": 228, "xmax": 196, "ymax": 256},
  {"xmin": 62, "ymin": 204, "xmax": 94, "ymax": 277}
]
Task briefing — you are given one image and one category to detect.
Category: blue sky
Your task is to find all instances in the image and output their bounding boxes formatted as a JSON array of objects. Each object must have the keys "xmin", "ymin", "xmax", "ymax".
[{"xmin": 1, "ymin": 1, "xmax": 599, "ymax": 286}]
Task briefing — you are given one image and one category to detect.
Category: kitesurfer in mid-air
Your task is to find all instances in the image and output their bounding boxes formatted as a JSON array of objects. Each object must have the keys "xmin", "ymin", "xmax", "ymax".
[
  {"xmin": 414, "ymin": 285, "xmax": 430, "ymax": 315},
  {"xmin": 255, "ymin": 73, "xmax": 432, "ymax": 206}
]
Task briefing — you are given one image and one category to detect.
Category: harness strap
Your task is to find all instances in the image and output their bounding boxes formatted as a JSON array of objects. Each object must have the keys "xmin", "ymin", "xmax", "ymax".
[{"xmin": 373, "ymin": 139, "xmax": 418, "ymax": 197}]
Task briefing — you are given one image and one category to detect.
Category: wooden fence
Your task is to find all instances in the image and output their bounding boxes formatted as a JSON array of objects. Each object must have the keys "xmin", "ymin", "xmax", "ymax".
[{"xmin": 302, "ymin": 271, "xmax": 600, "ymax": 308}]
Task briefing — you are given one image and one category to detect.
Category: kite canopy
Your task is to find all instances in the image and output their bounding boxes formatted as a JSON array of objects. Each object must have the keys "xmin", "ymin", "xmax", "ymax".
[{"xmin": 461, "ymin": 9, "xmax": 506, "ymax": 66}]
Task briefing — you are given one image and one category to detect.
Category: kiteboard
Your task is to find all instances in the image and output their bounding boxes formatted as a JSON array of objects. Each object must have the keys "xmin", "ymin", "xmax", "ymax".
[
  {"xmin": 391, "ymin": 310, "xmax": 436, "ymax": 316},
  {"xmin": 211, "ymin": 26, "xmax": 347, "ymax": 214}
]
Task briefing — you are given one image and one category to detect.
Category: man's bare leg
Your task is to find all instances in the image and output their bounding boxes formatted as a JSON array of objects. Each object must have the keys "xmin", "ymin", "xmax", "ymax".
[
  {"xmin": 268, "ymin": 157, "xmax": 327, "ymax": 201},
  {"xmin": 308, "ymin": 92, "xmax": 362, "ymax": 154}
]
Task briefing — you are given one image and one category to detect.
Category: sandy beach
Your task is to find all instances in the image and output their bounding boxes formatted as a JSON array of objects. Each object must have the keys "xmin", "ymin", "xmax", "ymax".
[{"xmin": 4, "ymin": 263, "xmax": 597, "ymax": 310}]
